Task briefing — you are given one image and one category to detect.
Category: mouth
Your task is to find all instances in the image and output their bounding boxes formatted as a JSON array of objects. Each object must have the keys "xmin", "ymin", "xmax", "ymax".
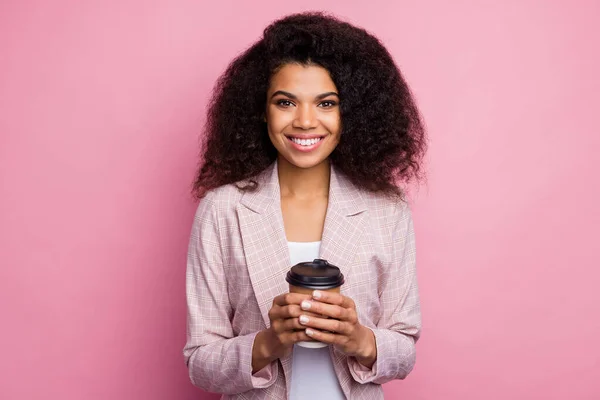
[
  {"xmin": 286, "ymin": 135, "xmax": 326, "ymax": 146},
  {"xmin": 285, "ymin": 135, "xmax": 326, "ymax": 152}
]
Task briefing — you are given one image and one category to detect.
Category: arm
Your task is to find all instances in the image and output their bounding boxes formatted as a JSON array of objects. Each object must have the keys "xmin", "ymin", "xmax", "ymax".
[
  {"xmin": 347, "ymin": 202, "xmax": 422, "ymax": 384},
  {"xmin": 183, "ymin": 193, "xmax": 278, "ymax": 394}
]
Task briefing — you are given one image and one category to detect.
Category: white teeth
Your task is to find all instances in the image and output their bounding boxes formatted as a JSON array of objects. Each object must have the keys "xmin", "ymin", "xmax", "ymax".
[{"xmin": 291, "ymin": 137, "xmax": 321, "ymax": 146}]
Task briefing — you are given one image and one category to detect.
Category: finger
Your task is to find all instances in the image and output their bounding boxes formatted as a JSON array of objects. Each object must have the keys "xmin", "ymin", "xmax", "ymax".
[
  {"xmin": 273, "ymin": 292, "xmax": 312, "ymax": 307},
  {"xmin": 298, "ymin": 314, "xmax": 352, "ymax": 335},
  {"xmin": 304, "ymin": 328, "xmax": 348, "ymax": 347},
  {"xmin": 270, "ymin": 304, "xmax": 322, "ymax": 322},
  {"xmin": 281, "ymin": 330, "xmax": 312, "ymax": 345},
  {"xmin": 270, "ymin": 304, "xmax": 301, "ymax": 320},
  {"xmin": 300, "ymin": 300, "xmax": 356, "ymax": 322},
  {"xmin": 280, "ymin": 316, "xmax": 306, "ymax": 332},
  {"xmin": 270, "ymin": 319, "xmax": 284, "ymax": 334},
  {"xmin": 272, "ymin": 316, "xmax": 308, "ymax": 334},
  {"xmin": 312, "ymin": 290, "xmax": 355, "ymax": 309}
]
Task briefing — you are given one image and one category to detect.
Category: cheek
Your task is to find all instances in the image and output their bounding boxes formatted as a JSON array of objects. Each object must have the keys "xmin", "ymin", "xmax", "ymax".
[
  {"xmin": 266, "ymin": 118, "xmax": 287, "ymax": 146},
  {"xmin": 265, "ymin": 119, "xmax": 280, "ymax": 138},
  {"xmin": 323, "ymin": 114, "xmax": 342, "ymax": 135},
  {"xmin": 266, "ymin": 127, "xmax": 281, "ymax": 147}
]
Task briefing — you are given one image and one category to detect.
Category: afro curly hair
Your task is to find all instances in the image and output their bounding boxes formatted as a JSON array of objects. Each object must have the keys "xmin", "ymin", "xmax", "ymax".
[{"xmin": 193, "ymin": 11, "xmax": 426, "ymax": 199}]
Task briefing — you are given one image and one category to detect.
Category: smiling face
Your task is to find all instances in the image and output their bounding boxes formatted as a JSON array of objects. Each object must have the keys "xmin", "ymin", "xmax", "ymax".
[{"xmin": 265, "ymin": 63, "xmax": 341, "ymax": 170}]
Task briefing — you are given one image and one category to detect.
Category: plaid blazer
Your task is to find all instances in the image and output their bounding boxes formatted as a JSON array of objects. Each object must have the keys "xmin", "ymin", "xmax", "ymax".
[{"xmin": 184, "ymin": 162, "xmax": 421, "ymax": 399}]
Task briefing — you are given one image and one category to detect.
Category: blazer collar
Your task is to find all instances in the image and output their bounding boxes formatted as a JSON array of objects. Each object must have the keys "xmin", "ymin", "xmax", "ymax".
[{"xmin": 240, "ymin": 160, "xmax": 367, "ymax": 216}]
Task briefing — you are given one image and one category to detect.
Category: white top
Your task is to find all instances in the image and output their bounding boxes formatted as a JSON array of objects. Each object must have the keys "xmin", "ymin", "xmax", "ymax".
[{"xmin": 288, "ymin": 241, "xmax": 345, "ymax": 400}]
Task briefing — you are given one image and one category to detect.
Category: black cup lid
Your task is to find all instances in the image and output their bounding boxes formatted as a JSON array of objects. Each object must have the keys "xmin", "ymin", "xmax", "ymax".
[{"xmin": 286, "ymin": 259, "xmax": 345, "ymax": 290}]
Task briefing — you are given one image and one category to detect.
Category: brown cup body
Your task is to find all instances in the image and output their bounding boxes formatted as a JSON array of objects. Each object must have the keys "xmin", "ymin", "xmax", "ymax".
[{"xmin": 288, "ymin": 284, "xmax": 341, "ymax": 295}]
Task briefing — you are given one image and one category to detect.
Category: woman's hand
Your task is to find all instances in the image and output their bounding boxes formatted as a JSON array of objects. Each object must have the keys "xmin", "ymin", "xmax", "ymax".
[
  {"xmin": 252, "ymin": 292, "xmax": 314, "ymax": 373},
  {"xmin": 298, "ymin": 290, "xmax": 377, "ymax": 368}
]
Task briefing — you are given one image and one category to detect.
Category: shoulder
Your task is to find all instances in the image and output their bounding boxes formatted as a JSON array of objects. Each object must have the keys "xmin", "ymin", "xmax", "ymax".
[
  {"xmin": 361, "ymin": 189, "xmax": 412, "ymax": 232},
  {"xmin": 193, "ymin": 165, "xmax": 273, "ymax": 220},
  {"xmin": 333, "ymin": 171, "xmax": 414, "ymax": 242},
  {"xmin": 193, "ymin": 183, "xmax": 244, "ymax": 220},
  {"xmin": 335, "ymin": 169, "xmax": 411, "ymax": 221}
]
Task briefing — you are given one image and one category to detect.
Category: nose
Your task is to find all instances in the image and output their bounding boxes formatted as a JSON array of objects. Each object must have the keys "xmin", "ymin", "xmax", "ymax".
[{"xmin": 292, "ymin": 104, "xmax": 317, "ymax": 130}]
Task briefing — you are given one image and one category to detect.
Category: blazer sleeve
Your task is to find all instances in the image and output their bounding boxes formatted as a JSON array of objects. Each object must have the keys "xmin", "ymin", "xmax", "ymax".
[
  {"xmin": 348, "ymin": 201, "xmax": 422, "ymax": 384},
  {"xmin": 183, "ymin": 192, "xmax": 278, "ymax": 394}
]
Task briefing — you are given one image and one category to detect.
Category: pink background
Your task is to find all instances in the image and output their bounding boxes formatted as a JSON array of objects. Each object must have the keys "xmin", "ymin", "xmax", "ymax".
[{"xmin": 1, "ymin": 0, "xmax": 599, "ymax": 399}]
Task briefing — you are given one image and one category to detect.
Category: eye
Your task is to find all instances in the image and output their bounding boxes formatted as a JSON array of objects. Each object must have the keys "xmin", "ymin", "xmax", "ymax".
[
  {"xmin": 319, "ymin": 100, "xmax": 338, "ymax": 108},
  {"xmin": 276, "ymin": 99, "xmax": 295, "ymax": 107}
]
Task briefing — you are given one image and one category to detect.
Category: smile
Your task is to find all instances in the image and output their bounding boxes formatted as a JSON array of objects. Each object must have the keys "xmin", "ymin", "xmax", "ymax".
[
  {"xmin": 286, "ymin": 136, "xmax": 326, "ymax": 152},
  {"xmin": 290, "ymin": 137, "xmax": 323, "ymax": 146}
]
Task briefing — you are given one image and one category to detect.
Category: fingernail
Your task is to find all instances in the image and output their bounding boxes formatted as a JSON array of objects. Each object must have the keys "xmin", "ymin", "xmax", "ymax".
[
  {"xmin": 312, "ymin": 290, "xmax": 322, "ymax": 299},
  {"xmin": 299, "ymin": 315, "xmax": 309, "ymax": 324},
  {"xmin": 301, "ymin": 300, "xmax": 311, "ymax": 310},
  {"xmin": 305, "ymin": 328, "xmax": 315, "ymax": 336}
]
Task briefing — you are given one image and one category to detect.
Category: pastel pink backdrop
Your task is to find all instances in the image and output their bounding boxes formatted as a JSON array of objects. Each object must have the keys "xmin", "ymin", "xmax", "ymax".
[{"xmin": 1, "ymin": 0, "xmax": 598, "ymax": 399}]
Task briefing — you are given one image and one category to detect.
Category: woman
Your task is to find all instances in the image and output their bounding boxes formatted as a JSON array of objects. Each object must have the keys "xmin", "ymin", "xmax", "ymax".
[{"xmin": 184, "ymin": 12, "xmax": 426, "ymax": 399}]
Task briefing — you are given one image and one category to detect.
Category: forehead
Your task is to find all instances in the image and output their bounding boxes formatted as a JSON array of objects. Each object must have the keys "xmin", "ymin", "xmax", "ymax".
[{"xmin": 268, "ymin": 64, "xmax": 338, "ymax": 94}]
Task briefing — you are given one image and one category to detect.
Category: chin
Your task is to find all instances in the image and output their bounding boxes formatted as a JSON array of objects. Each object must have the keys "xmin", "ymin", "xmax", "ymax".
[{"xmin": 282, "ymin": 154, "xmax": 329, "ymax": 170}]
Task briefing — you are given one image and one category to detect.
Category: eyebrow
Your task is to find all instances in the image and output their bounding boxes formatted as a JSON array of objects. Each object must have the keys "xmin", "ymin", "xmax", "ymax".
[{"xmin": 270, "ymin": 90, "xmax": 339, "ymax": 100}]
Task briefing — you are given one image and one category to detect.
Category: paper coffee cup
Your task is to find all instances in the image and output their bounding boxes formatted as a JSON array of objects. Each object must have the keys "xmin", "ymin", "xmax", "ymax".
[{"xmin": 286, "ymin": 259, "xmax": 344, "ymax": 349}]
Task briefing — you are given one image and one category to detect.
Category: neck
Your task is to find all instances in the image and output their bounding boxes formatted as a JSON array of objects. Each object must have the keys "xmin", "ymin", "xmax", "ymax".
[{"xmin": 277, "ymin": 156, "xmax": 331, "ymax": 198}]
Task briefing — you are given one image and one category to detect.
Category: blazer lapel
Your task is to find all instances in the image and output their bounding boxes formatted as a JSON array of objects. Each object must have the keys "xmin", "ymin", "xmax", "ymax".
[
  {"xmin": 237, "ymin": 162, "xmax": 291, "ymax": 329},
  {"xmin": 319, "ymin": 166, "xmax": 368, "ymax": 290}
]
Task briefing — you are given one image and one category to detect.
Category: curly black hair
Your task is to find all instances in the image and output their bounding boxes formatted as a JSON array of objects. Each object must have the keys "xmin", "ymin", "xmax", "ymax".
[{"xmin": 193, "ymin": 11, "xmax": 426, "ymax": 199}]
